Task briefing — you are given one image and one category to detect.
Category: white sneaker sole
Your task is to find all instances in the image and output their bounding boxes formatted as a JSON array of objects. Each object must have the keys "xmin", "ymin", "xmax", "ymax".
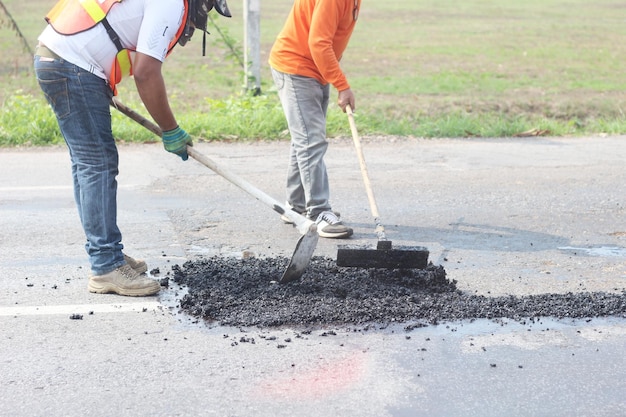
[{"xmin": 318, "ymin": 228, "xmax": 353, "ymax": 239}]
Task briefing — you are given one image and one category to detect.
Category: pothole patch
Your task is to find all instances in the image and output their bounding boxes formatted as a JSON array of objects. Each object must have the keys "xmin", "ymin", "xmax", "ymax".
[{"xmin": 169, "ymin": 256, "xmax": 626, "ymax": 329}]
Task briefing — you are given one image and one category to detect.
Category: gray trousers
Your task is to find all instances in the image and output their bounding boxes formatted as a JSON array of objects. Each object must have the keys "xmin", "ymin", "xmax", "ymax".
[{"xmin": 271, "ymin": 68, "xmax": 332, "ymax": 218}]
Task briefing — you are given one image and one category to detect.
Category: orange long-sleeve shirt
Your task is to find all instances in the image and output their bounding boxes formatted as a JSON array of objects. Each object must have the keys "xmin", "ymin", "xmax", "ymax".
[{"xmin": 269, "ymin": 0, "xmax": 360, "ymax": 92}]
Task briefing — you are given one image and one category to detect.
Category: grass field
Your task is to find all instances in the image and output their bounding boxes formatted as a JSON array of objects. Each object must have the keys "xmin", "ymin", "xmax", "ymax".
[{"xmin": 2, "ymin": 0, "xmax": 626, "ymax": 145}]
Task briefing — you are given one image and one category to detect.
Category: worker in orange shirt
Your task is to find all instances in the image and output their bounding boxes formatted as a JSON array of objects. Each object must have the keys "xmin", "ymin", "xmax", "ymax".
[{"xmin": 269, "ymin": 0, "xmax": 360, "ymax": 239}]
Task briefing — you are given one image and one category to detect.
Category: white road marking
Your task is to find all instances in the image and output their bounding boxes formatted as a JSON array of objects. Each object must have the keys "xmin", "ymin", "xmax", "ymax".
[
  {"xmin": 0, "ymin": 185, "xmax": 72, "ymax": 192},
  {"xmin": 0, "ymin": 184, "xmax": 140, "ymax": 192},
  {"xmin": 0, "ymin": 302, "xmax": 161, "ymax": 317}
]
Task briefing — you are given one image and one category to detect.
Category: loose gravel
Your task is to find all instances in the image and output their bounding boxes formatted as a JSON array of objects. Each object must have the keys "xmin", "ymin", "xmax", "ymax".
[{"xmin": 170, "ymin": 256, "xmax": 626, "ymax": 329}]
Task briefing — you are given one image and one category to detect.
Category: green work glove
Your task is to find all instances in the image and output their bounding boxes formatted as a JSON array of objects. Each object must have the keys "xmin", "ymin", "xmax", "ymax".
[{"xmin": 162, "ymin": 126, "xmax": 192, "ymax": 161}]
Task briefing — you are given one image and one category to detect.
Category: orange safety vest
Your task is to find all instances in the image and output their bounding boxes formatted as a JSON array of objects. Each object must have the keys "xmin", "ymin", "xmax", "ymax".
[{"xmin": 45, "ymin": 0, "xmax": 188, "ymax": 94}]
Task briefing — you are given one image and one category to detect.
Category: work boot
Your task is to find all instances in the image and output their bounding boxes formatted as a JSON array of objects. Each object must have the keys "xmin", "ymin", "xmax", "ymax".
[
  {"xmin": 314, "ymin": 211, "xmax": 353, "ymax": 239},
  {"xmin": 88, "ymin": 264, "xmax": 160, "ymax": 297},
  {"xmin": 123, "ymin": 253, "xmax": 148, "ymax": 274}
]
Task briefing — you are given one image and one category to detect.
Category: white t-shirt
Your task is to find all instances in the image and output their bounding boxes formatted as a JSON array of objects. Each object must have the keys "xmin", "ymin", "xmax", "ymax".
[{"xmin": 38, "ymin": 0, "xmax": 185, "ymax": 81}]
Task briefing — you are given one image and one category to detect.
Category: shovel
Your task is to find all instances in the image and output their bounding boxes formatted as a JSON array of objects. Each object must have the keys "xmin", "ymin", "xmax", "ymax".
[{"xmin": 110, "ymin": 98, "xmax": 317, "ymax": 283}]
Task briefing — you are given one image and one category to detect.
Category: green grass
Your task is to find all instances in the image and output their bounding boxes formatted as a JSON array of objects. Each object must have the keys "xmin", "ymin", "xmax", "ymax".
[
  {"xmin": 2, "ymin": 0, "xmax": 626, "ymax": 146},
  {"xmin": 0, "ymin": 93, "xmax": 62, "ymax": 146}
]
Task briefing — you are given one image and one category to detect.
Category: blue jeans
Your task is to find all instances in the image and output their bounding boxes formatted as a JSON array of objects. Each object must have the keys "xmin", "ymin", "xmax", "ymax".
[
  {"xmin": 34, "ymin": 55, "xmax": 125, "ymax": 275},
  {"xmin": 271, "ymin": 68, "xmax": 332, "ymax": 218}
]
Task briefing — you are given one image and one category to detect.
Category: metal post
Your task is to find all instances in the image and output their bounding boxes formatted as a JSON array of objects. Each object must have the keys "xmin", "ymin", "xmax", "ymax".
[{"xmin": 243, "ymin": 0, "xmax": 261, "ymax": 95}]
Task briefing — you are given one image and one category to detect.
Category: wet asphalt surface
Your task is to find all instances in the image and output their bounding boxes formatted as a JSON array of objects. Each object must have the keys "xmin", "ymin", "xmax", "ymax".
[{"xmin": 1, "ymin": 136, "xmax": 625, "ymax": 416}]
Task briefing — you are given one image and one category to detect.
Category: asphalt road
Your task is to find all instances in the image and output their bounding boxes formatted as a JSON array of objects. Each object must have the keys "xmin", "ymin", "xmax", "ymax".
[{"xmin": 1, "ymin": 136, "xmax": 625, "ymax": 417}]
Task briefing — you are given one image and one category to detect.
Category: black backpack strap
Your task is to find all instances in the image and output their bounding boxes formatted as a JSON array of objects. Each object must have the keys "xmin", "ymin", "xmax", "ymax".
[{"xmin": 100, "ymin": 17, "xmax": 124, "ymax": 52}]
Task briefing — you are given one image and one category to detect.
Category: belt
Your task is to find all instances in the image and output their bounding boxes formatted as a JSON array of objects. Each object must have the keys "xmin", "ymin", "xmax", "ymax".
[{"xmin": 35, "ymin": 44, "xmax": 61, "ymax": 60}]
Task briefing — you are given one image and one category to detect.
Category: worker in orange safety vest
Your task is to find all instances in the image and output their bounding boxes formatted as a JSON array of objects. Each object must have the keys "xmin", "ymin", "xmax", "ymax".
[{"xmin": 34, "ymin": 0, "xmax": 231, "ymax": 297}]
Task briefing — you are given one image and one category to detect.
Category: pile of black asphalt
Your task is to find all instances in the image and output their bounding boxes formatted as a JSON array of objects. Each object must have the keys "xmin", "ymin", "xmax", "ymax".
[{"xmin": 169, "ymin": 256, "xmax": 626, "ymax": 329}]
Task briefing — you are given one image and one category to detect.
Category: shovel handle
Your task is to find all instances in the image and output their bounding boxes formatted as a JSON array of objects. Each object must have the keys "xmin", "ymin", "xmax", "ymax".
[
  {"xmin": 110, "ymin": 98, "xmax": 315, "ymax": 235},
  {"xmin": 185, "ymin": 146, "xmax": 314, "ymax": 235},
  {"xmin": 346, "ymin": 105, "xmax": 387, "ymax": 242}
]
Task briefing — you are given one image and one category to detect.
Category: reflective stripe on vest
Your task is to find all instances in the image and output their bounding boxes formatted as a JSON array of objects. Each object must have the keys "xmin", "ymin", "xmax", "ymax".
[
  {"xmin": 81, "ymin": 0, "xmax": 107, "ymax": 22},
  {"xmin": 45, "ymin": 0, "xmax": 122, "ymax": 35},
  {"xmin": 109, "ymin": 49, "xmax": 133, "ymax": 96}
]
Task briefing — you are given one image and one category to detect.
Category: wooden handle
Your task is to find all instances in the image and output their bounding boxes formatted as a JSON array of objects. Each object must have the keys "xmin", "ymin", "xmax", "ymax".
[
  {"xmin": 110, "ymin": 98, "xmax": 163, "ymax": 137},
  {"xmin": 346, "ymin": 105, "xmax": 387, "ymax": 242}
]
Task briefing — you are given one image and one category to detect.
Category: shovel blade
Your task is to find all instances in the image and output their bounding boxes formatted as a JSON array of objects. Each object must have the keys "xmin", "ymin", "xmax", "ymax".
[{"xmin": 279, "ymin": 228, "xmax": 319, "ymax": 284}]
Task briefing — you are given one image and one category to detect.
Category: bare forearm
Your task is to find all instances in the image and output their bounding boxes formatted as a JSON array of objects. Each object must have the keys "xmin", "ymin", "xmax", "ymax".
[{"xmin": 133, "ymin": 53, "xmax": 178, "ymax": 131}]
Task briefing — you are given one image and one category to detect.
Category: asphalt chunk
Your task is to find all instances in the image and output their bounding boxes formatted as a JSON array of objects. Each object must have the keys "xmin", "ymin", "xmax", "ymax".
[{"xmin": 172, "ymin": 256, "xmax": 626, "ymax": 328}]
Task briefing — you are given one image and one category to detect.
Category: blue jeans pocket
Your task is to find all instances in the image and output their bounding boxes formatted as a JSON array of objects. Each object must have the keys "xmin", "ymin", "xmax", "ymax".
[{"xmin": 37, "ymin": 77, "xmax": 70, "ymax": 119}]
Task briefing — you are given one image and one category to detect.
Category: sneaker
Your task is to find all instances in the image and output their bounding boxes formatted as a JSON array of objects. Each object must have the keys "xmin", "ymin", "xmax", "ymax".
[
  {"xmin": 124, "ymin": 254, "xmax": 148, "ymax": 274},
  {"xmin": 281, "ymin": 208, "xmax": 341, "ymax": 225},
  {"xmin": 314, "ymin": 210, "xmax": 353, "ymax": 239},
  {"xmin": 88, "ymin": 264, "xmax": 160, "ymax": 296}
]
